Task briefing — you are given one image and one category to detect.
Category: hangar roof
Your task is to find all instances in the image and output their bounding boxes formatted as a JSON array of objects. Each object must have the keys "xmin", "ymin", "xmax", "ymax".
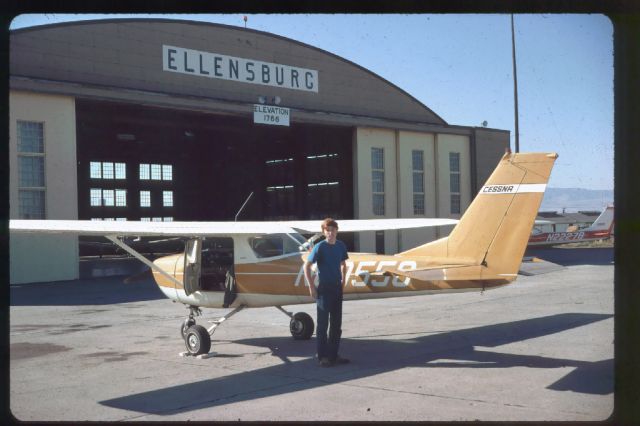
[{"xmin": 10, "ymin": 19, "xmax": 448, "ymax": 127}]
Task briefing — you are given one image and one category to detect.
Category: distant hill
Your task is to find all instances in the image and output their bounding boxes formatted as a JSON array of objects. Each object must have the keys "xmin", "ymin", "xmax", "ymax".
[{"xmin": 539, "ymin": 188, "xmax": 613, "ymax": 213}]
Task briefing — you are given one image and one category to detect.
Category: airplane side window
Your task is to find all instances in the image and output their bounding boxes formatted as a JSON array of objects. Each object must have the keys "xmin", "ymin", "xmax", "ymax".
[{"xmin": 249, "ymin": 235, "xmax": 285, "ymax": 258}]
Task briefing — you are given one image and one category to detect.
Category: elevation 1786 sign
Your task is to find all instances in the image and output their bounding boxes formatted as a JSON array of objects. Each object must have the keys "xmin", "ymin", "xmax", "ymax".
[{"xmin": 253, "ymin": 105, "xmax": 290, "ymax": 127}]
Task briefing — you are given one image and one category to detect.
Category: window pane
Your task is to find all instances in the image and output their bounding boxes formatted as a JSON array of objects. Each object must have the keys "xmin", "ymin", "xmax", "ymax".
[
  {"xmin": 90, "ymin": 189, "xmax": 102, "ymax": 206},
  {"xmin": 102, "ymin": 189, "xmax": 115, "ymax": 206},
  {"xmin": 412, "ymin": 171, "xmax": 424, "ymax": 193},
  {"xmin": 115, "ymin": 163, "xmax": 126, "ymax": 179},
  {"xmin": 373, "ymin": 193, "xmax": 385, "ymax": 216},
  {"xmin": 412, "ymin": 150, "xmax": 424, "ymax": 171},
  {"xmin": 19, "ymin": 190, "xmax": 45, "ymax": 219},
  {"xmin": 151, "ymin": 164, "xmax": 162, "ymax": 180},
  {"xmin": 163, "ymin": 217, "xmax": 173, "ymax": 222},
  {"xmin": 102, "ymin": 162, "xmax": 114, "ymax": 179},
  {"xmin": 449, "ymin": 152, "xmax": 460, "ymax": 172},
  {"xmin": 413, "ymin": 194, "xmax": 425, "ymax": 215},
  {"xmin": 451, "ymin": 194, "xmax": 461, "ymax": 214},
  {"xmin": 115, "ymin": 189, "xmax": 127, "ymax": 207},
  {"xmin": 163, "ymin": 190, "xmax": 173, "ymax": 207},
  {"xmin": 90, "ymin": 162, "xmax": 102, "ymax": 179},
  {"xmin": 371, "ymin": 148, "xmax": 384, "ymax": 169},
  {"xmin": 19, "ymin": 156, "xmax": 45, "ymax": 187},
  {"xmin": 115, "ymin": 217, "xmax": 127, "ymax": 221},
  {"xmin": 139, "ymin": 164, "xmax": 150, "ymax": 180},
  {"xmin": 162, "ymin": 164, "xmax": 173, "ymax": 181},
  {"xmin": 17, "ymin": 121, "xmax": 44, "ymax": 153},
  {"xmin": 152, "ymin": 217, "xmax": 162, "ymax": 222},
  {"xmin": 372, "ymin": 170, "xmax": 384, "ymax": 193},
  {"xmin": 140, "ymin": 191, "xmax": 151, "ymax": 207},
  {"xmin": 450, "ymin": 173, "xmax": 460, "ymax": 193},
  {"xmin": 141, "ymin": 217, "xmax": 151, "ymax": 221},
  {"xmin": 103, "ymin": 218, "xmax": 114, "ymax": 221}
]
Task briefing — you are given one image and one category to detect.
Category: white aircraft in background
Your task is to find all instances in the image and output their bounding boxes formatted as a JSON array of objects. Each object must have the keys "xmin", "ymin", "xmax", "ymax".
[
  {"xmin": 10, "ymin": 151, "xmax": 557, "ymax": 356},
  {"xmin": 528, "ymin": 205, "xmax": 614, "ymax": 247}
]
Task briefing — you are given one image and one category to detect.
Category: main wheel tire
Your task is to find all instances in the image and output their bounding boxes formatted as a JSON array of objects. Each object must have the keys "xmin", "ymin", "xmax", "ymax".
[
  {"xmin": 181, "ymin": 318, "xmax": 196, "ymax": 339},
  {"xmin": 184, "ymin": 324, "xmax": 211, "ymax": 355},
  {"xmin": 290, "ymin": 312, "xmax": 314, "ymax": 340}
]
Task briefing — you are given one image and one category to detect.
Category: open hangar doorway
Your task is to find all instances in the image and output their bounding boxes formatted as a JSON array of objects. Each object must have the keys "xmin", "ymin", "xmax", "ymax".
[{"xmin": 75, "ymin": 99, "xmax": 355, "ymax": 255}]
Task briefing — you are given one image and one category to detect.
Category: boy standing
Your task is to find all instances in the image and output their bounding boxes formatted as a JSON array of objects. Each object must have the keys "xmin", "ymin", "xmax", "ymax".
[{"xmin": 304, "ymin": 218, "xmax": 350, "ymax": 367}]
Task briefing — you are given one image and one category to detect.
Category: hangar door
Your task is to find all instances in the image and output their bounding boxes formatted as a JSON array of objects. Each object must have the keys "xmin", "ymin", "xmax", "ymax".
[{"xmin": 76, "ymin": 100, "xmax": 354, "ymax": 225}]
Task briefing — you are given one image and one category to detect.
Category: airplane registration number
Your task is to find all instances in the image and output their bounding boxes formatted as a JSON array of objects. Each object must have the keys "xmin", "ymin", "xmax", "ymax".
[
  {"xmin": 294, "ymin": 260, "xmax": 417, "ymax": 288},
  {"xmin": 546, "ymin": 231, "xmax": 585, "ymax": 242}
]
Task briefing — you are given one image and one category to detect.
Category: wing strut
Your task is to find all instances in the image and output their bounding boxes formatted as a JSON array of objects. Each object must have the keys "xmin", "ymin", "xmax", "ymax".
[{"xmin": 105, "ymin": 235, "xmax": 183, "ymax": 288}]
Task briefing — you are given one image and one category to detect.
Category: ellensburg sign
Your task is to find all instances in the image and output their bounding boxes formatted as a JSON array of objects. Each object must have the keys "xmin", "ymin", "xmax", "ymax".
[{"xmin": 162, "ymin": 45, "xmax": 319, "ymax": 93}]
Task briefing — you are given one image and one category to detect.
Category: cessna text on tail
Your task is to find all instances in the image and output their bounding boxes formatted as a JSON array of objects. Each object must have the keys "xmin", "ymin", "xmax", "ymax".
[{"xmin": 10, "ymin": 151, "xmax": 557, "ymax": 356}]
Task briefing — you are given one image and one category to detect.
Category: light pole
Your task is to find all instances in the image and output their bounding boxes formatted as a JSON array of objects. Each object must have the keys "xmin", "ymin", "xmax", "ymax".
[{"xmin": 511, "ymin": 14, "xmax": 520, "ymax": 153}]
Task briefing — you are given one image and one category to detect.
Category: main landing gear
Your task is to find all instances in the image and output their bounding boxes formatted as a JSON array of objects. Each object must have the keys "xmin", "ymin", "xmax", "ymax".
[{"xmin": 180, "ymin": 305, "xmax": 315, "ymax": 356}]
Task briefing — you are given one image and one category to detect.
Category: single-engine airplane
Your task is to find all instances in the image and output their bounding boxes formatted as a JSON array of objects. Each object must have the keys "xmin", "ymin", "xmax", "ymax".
[
  {"xmin": 528, "ymin": 205, "xmax": 614, "ymax": 247},
  {"xmin": 10, "ymin": 151, "xmax": 557, "ymax": 356}
]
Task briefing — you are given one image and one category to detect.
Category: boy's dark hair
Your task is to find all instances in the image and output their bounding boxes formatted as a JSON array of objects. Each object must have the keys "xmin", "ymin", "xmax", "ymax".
[{"xmin": 321, "ymin": 217, "xmax": 339, "ymax": 231}]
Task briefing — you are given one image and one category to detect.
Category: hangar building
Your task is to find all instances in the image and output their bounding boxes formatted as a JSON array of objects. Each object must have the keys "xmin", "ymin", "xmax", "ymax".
[{"xmin": 9, "ymin": 19, "xmax": 509, "ymax": 284}]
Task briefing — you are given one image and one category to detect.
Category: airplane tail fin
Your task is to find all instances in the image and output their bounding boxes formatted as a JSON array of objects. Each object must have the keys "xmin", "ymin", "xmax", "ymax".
[
  {"xmin": 400, "ymin": 151, "xmax": 558, "ymax": 277},
  {"xmin": 583, "ymin": 205, "xmax": 614, "ymax": 232}
]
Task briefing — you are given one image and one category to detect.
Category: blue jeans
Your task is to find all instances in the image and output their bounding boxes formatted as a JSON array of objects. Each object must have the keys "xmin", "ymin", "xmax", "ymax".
[{"xmin": 316, "ymin": 284, "xmax": 343, "ymax": 361}]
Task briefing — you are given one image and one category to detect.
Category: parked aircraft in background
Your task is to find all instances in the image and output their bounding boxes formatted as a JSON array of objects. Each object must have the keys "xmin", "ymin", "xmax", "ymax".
[
  {"xmin": 10, "ymin": 151, "xmax": 557, "ymax": 356},
  {"xmin": 528, "ymin": 205, "xmax": 614, "ymax": 247}
]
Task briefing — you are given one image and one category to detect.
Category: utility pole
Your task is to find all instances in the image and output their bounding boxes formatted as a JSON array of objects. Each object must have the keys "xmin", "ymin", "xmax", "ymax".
[{"xmin": 511, "ymin": 14, "xmax": 520, "ymax": 153}]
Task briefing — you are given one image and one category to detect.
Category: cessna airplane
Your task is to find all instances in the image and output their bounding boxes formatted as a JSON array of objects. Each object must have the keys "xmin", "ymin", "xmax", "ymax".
[
  {"xmin": 10, "ymin": 151, "xmax": 557, "ymax": 356},
  {"xmin": 528, "ymin": 205, "xmax": 614, "ymax": 247}
]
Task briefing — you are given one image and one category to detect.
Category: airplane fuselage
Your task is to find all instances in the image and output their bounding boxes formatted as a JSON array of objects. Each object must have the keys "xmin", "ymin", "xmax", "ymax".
[
  {"xmin": 151, "ymin": 250, "xmax": 512, "ymax": 309},
  {"xmin": 527, "ymin": 229, "xmax": 612, "ymax": 246}
]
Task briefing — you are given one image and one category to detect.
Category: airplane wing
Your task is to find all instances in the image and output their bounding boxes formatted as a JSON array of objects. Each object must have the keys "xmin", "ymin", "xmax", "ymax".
[
  {"xmin": 282, "ymin": 218, "xmax": 459, "ymax": 233},
  {"xmin": 9, "ymin": 218, "xmax": 459, "ymax": 237},
  {"xmin": 8, "ymin": 220, "xmax": 297, "ymax": 236}
]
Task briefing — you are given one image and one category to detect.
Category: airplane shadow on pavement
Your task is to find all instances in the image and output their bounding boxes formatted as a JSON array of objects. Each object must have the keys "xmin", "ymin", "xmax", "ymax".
[
  {"xmin": 100, "ymin": 312, "xmax": 613, "ymax": 415},
  {"xmin": 10, "ymin": 276, "xmax": 165, "ymax": 306},
  {"xmin": 525, "ymin": 247, "xmax": 614, "ymax": 267}
]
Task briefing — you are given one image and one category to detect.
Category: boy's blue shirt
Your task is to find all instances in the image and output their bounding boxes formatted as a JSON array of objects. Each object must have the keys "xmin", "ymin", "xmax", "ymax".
[{"xmin": 308, "ymin": 239, "xmax": 349, "ymax": 285}]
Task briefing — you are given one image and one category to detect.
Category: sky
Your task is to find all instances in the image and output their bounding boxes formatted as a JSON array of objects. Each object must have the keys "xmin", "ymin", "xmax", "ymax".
[{"xmin": 9, "ymin": 13, "xmax": 614, "ymax": 192}]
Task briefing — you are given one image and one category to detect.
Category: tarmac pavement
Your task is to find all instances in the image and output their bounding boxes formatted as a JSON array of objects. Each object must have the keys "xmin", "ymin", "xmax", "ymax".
[{"xmin": 9, "ymin": 248, "xmax": 614, "ymax": 421}]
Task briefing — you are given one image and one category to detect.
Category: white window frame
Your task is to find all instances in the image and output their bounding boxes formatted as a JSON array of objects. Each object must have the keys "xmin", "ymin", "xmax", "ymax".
[
  {"xmin": 140, "ymin": 190, "xmax": 151, "ymax": 207},
  {"xmin": 17, "ymin": 120, "xmax": 46, "ymax": 219},
  {"xmin": 412, "ymin": 150, "xmax": 425, "ymax": 215},
  {"xmin": 371, "ymin": 147, "xmax": 385, "ymax": 216},
  {"xmin": 449, "ymin": 152, "xmax": 461, "ymax": 214}
]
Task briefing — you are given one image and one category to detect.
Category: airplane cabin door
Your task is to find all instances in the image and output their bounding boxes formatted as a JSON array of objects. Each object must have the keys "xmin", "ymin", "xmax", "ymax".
[{"xmin": 183, "ymin": 238, "xmax": 202, "ymax": 296}]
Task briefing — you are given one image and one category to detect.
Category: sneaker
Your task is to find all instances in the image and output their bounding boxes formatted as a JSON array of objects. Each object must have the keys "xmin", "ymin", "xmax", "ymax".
[
  {"xmin": 319, "ymin": 357, "xmax": 332, "ymax": 367},
  {"xmin": 333, "ymin": 356, "xmax": 350, "ymax": 365}
]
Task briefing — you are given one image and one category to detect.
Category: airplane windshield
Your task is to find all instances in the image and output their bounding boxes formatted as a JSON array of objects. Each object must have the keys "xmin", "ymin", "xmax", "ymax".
[{"xmin": 249, "ymin": 233, "xmax": 306, "ymax": 258}]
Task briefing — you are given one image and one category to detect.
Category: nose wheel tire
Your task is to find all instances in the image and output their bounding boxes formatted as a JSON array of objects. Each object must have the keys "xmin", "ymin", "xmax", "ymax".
[
  {"xmin": 184, "ymin": 324, "xmax": 211, "ymax": 355},
  {"xmin": 181, "ymin": 318, "xmax": 196, "ymax": 339},
  {"xmin": 290, "ymin": 312, "xmax": 314, "ymax": 340}
]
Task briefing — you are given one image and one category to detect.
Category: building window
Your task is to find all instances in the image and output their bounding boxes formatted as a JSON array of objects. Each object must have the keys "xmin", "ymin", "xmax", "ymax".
[
  {"xmin": 151, "ymin": 164, "xmax": 162, "ymax": 180},
  {"xmin": 139, "ymin": 164, "xmax": 150, "ymax": 180},
  {"xmin": 163, "ymin": 190, "xmax": 173, "ymax": 207},
  {"xmin": 102, "ymin": 189, "xmax": 115, "ymax": 207},
  {"xmin": 163, "ymin": 217, "xmax": 173, "ymax": 222},
  {"xmin": 162, "ymin": 165, "xmax": 173, "ymax": 181},
  {"xmin": 17, "ymin": 121, "xmax": 45, "ymax": 219},
  {"xmin": 449, "ymin": 152, "xmax": 461, "ymax": 214},
  {"xmin": 371, "ymin": 148, "xmax": 385, "ymax": 216},
  {"xmin": 375, "ymin": 230, "xmax": 385, "ymax": 255},
  {"xmin": 90, "ymin": 189, "xmax": 126, "ymax": 207},
  {"xmin": 412, "ymin": 150, "xmax": 425, "ymax": 215},
  {"xmin": 115, "ymin": 189, "xmax": 127, "ymax": 207},
  {"xmin": 140, "ymin": 190, "xmax": 151, "ymax": 207},
  {"xmin": 140, "ymin": 163, "xmax": 173, "ymax": 180},
  {"xmin": 90, "ymin": 161, "xmax": 126, "ymax": 179},
  {"xmin": 141, "ymin": 217, "xmax": 151, "ymax": 222}
]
